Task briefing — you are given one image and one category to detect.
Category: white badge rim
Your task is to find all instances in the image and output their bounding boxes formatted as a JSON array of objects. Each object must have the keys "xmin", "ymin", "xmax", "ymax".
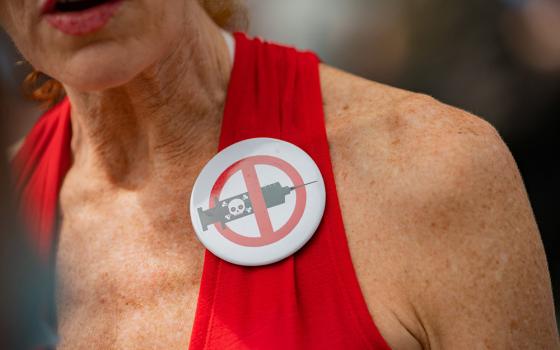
[{"xmin": 189, "ymin": 137, "xmax": 326, "ymax": 266}]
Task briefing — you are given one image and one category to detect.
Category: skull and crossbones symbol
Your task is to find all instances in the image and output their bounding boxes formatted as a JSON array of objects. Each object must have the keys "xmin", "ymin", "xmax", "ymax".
[{"xmin": 228, "ymin": 198, "xmax": 246, "ymax": 217}]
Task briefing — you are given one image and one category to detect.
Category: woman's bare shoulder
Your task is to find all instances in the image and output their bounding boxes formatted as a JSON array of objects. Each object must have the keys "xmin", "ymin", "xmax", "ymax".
[
  {"xmin": 319, "ymin": 63, "xmax": 508, "ymax": 215},
  {"xmin": 319, "ymin": 63, "xmax": 559, "ymax": 349},
  {"xmin": 319, "ymin": 62, "xmax": 511, "ymax": 211}
]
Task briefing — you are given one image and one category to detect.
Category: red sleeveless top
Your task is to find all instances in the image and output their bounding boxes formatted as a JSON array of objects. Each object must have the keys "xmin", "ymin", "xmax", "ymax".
[{"xmin": 12, "ymin": 33, "xmax": 390, "ymax": 350}]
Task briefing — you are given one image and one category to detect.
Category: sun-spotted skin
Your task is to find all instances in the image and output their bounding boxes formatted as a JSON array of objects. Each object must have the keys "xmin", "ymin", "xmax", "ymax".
[
  {"xmin": 54, "ymin": 64, "xmax": 559, "ymax": 350},
  {"xmin": 321, "ymin": 64, "xmax": 559, "ymax": 349},
  {"xmin": 1, "ymin": 0, "xmax": 557, "ymax": 348}
]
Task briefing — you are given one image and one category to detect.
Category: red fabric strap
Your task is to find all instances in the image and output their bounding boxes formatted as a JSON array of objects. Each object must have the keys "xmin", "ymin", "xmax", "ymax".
[
  {"xmin": 188, "ymin": 33, "xmax": 390, "ymax": 349},
  {"xmin": 12, "ymin": 99, "xmax": 72, "ymax": 261}
]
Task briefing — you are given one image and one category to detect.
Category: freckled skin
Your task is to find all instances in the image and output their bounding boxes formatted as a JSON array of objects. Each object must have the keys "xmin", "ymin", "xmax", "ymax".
[
  {"xmin": 320, "ymin": 65, "xmax": 559, "ymax": 349},
  {"xmin": 2, "ymin": 0, "xmax": 558, "ymax": 348},
  {"xmin": 56, "ymin": 64, "xmax": 560, "ymax": 350}
]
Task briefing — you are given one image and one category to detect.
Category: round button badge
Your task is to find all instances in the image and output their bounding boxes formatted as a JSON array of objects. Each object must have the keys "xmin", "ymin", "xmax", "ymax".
[{"xmin": 190, "ymin": 138, "xmax": 326, "ymax": 266}]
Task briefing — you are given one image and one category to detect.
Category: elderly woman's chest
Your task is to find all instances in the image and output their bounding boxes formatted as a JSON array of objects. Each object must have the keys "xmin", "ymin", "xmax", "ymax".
[{"xmin": 56, "ymin": 178, "xmax": 203, "ymax": 349}]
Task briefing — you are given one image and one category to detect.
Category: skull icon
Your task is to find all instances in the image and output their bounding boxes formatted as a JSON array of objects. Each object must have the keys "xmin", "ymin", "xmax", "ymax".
[{"xmin": 228, "ymin": 198, "xmax": 246, "ymax": 217}]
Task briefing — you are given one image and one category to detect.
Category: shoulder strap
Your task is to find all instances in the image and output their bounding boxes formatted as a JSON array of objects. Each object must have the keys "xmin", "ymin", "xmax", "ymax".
[
  {"xmin": 12, "ymin": 98, "xmax": 72, "ymax": 261},
  {"xmin": 189, "ymin": 33, "xmax": 390, "ymax": 350},
  {"xmin": 11, "ymin": 98, "xmax": 72, "ymax": 350}
]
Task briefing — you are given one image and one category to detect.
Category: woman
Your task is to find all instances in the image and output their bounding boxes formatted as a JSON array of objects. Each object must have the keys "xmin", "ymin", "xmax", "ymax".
[{"xmin": 1, "ymin": 0, "xmax": 558, "ymax": 349}]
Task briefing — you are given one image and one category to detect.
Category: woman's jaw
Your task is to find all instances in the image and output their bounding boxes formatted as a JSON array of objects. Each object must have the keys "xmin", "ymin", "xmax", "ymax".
[
  {"xmin": 47, "ymin": 0, "xmax": 185, "ymax": 92},
  {"xmin": 1, "ymin": 0, "xmax": 219, "ymax": 92}
]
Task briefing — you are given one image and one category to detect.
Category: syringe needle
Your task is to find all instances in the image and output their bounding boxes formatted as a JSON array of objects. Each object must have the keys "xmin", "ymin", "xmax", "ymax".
[{"xmin": 289, "ymin": 180, "xmax": 318, "ymax": 191}]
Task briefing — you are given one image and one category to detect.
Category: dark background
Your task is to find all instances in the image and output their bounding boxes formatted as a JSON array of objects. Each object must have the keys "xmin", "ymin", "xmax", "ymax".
[{"xmin": 1, "ymin": 0, "xmax": 559, "ymax": 337}]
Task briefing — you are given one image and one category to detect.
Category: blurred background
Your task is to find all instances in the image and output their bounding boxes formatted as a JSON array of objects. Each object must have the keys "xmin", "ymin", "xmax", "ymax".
[{"xmin": 1, "ymin": 0, "xmax": 559, "ymax": 338}]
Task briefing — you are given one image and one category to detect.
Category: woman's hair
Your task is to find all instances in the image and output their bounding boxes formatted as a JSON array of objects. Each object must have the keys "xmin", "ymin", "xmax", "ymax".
[
  {"xmin": 23, "ymin": 70, "xmax": 64, "ymax": 109},
  {"xmin": 24, "ymin": 0, "xmax": 248, "ymax": 108},
  {"xmin": 202, "ymin": 0, "xmax": 248, "ymax": 31}
]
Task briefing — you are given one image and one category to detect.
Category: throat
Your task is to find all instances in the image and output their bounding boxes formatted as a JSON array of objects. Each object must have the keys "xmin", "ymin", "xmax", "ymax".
[{"xmin": 63, "ymin": 19, "xmax": 233, "ymax": 187}]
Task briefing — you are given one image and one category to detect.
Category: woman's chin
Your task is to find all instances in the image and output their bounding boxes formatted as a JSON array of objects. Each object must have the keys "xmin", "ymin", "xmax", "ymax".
[
  {"xmin": 52, "ymin": 52, "xmax": 152, "ymax": 92},
  {"xmin": 61, "ymin": 69, "xmax": 137, "ymax": 92},
  {"xmin": 30, "ymin": 33, "xmax": 163, "ymax": 91}
]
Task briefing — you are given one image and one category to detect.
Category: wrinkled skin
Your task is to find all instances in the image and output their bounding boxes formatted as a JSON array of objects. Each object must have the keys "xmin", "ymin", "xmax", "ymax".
[{"xmin": 1, "ymin": 1, "xmax": 558, "ymax": 349}]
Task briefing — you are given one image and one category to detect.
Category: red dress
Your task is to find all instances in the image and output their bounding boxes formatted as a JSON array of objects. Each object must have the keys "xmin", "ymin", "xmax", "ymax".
[{"xmin": 12, "ymin": 33, "xmax": 391, "ymax": 350}]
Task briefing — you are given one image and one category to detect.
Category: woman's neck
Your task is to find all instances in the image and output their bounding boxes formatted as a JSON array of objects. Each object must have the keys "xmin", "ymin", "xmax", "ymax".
[{"xmin": 64, "ymin": 12, "xmax": 232, "ymax": 189}]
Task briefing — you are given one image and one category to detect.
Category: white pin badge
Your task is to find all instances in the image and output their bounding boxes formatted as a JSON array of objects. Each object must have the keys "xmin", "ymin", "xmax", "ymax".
[{"xmin": 190, "ymin": 138, "xmax": 326, "ymax": 266}]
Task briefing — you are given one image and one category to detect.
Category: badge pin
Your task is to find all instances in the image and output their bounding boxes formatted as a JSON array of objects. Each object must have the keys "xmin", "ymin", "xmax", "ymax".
[{"xmin": 189, "ymin": 138, "xmax": 326, "ymax": 266}]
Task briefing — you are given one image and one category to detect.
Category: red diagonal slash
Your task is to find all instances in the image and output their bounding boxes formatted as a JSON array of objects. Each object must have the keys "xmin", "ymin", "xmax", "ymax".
[
  {"xmin": 241, "ymin": 165, "xmax": 274, "ymax": 238},
  {"xmin": 209, "ymin": 155, "xmax": 307, "ymax": 247}
]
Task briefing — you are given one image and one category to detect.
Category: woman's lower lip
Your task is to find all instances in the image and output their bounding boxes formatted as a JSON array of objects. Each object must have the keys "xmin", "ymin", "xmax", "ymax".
[{"xmin": 44, "ymin": 0, "xmax": 124, "ymax": 36}]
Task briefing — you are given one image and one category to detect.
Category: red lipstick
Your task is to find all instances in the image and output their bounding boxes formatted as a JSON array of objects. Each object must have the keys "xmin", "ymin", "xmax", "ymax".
[{"xmin": 42, "ymin": 0, "xmax": 124, "ymax": 36}]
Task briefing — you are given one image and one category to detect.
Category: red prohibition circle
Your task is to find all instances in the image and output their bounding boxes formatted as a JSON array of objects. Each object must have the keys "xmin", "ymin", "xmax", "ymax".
[{"xmin": 209, "ymin": 155, "xmax": 307, "ymax": 247}]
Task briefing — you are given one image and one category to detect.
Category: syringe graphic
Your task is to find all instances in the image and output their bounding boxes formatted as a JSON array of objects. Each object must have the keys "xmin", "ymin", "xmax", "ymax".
[{"xmin": 197, "ymin": 181, "xmax": 317, "ymax": 231}]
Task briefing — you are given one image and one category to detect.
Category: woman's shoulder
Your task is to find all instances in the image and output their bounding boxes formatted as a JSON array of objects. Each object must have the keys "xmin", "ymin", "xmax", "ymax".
[
  {"xmin": 319, "ymin": 63, "xmax": 509, "ymax": 216},
  {"xmin": 319, "ymin": 63, "xmax": 558, "ymax": 348},
  {"xmin": 318, "ymin": 63, "xmax": 528, "ymax": 268},
  {"xmin": 319, "ymin": 62, "xmax": 505, "ymax": 199}
]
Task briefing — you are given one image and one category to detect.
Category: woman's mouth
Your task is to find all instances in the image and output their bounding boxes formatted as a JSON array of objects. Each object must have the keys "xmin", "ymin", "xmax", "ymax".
[{"xmin": 42, "ymin": 0, "xmax": 124, "ymax": 36}]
